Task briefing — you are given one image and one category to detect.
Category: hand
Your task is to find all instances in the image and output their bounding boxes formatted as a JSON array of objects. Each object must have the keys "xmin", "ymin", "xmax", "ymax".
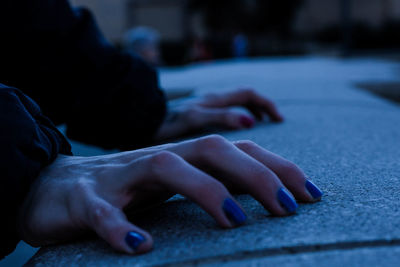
[
  {"xmin": 18, "ymin": 135, "xmax": 322, "ymax": 255},
  {"xmin": 155, "ymin": 88, "xmax": 284, "ymax": 140}
]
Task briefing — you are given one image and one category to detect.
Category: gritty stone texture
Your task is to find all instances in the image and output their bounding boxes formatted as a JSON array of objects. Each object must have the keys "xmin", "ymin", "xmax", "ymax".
[
  {"xmin": 27, "ymin": 57, "xmax": 400, "ymax": 266},
  {"xmin": 206, "ymin": 246, "xmax": 400, "ymax": 267}
]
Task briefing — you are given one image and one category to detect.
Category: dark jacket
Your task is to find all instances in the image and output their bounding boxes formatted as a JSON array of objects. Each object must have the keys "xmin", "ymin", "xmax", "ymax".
[
  {"xmin": 0, "ymin": 0, "xmax": 167, "ymax": 150},
  {"xmin": 0, "ymin": 0, "xmax": 167, "ymax": 258},
  {"xmin": 0, "ymin": 85, "xmax": 72, "ymax": 258}
]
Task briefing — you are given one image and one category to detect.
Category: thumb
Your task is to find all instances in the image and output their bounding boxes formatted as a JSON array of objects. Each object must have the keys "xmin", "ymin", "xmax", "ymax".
[{"xmin": 86, "ymin": 198, "xmax": 153, "ymax": 254}]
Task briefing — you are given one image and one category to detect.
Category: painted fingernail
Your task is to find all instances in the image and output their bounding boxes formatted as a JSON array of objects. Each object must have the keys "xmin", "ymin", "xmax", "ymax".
[
  {"xmin": 277, "ymin": 188, "xmax": 298, "ymax": 213},
  {"xmin": 223, "ymin": 198, "xmax": 247, "ymax": 226},
  {"xmin": 125, "ymin": 231, "xmax": 145, "ymax": 251},
  {"xmin": 239, "ymin": 116, "xmax": 255, "ymax": 128},
  {"xmin": 305, "ymin": 180, "xmax": 323, "ymax": 199}
]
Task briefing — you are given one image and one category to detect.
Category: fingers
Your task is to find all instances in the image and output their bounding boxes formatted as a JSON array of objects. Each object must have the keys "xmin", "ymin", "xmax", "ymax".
[
  {"xmin": 193, "ymin": 107, "xmax": 255, "ymax": 129},
  {"xmin": 85, "ymin": 196, "xmax": 153, "ymax": 254},
  {"xmin": 234, "ymin": 140, "xmax": 323, "ymax": 202},
  {"xmin": 201, "ymin": 88, "xmax": 284, "ymax": 122},
  {"xmin": 169, "ymin": 135, "xmax": 297, "ymax": 216},
  {"xmin": 123, "ymin": 151, "xmax": 247, "ymax": 228},
  {"xmin": 85, "ymin": 135, "xmax": 321, "ymax": 257}
]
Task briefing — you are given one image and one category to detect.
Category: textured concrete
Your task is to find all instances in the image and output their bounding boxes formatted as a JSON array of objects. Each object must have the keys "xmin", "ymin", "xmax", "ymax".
[
  {"xmin": 207, "ymin": 246, "xmax": 400, "ymax": 267},
  {"xmin": 26, "ymin": 57, "xmax": 400, "ymax": 266}
]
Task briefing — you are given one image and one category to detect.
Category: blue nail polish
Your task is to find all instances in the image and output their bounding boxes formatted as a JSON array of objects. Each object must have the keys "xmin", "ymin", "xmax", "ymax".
[
  {"xmin": 305, "ymin": 180, "xmax": 323, "ymax": 199},
  {"xmin": 125, "ymin": 232, "xmax": 145, "ymax": 251},
  {"xmin": 223, "ymin": 198, "xmax": 247, "ymax": 225},
  {"xmin": 277, "ymin": 188, "xmax": 298, "ymax": 213}
]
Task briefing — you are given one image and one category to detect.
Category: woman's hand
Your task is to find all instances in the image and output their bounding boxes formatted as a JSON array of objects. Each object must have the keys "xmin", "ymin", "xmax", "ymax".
[
  {"xmin": 156, "ymin": 88, "xmax": 284, "ymax": 140},
  {"xmin": 18, "ymin": 135, "xmax": 322, "ymax": 255}
]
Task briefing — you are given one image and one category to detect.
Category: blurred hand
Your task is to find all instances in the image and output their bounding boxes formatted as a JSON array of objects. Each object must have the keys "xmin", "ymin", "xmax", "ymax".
[
  {"xmin": 18, "ymin": 135, "xmax": 322, "ymax": 255},
  {"xmin": 156, "ymin": 88, "xmax": 284, "ymax": 140}
]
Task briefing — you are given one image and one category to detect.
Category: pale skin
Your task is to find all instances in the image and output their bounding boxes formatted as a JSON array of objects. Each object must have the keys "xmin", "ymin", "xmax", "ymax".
[
  {"xmin": 18, "ymin": 89, "xmax": 321, "ymax": 255},
  {"xmin": 155, "ymin": 88, "xmax": 284, "ymax": 140}
]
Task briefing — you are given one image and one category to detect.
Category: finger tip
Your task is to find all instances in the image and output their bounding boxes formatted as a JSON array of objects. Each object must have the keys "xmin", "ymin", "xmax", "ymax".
[
  {"xmin": 222, "ymin": 198, "xmax": 248, "ymax": 227},
  {"xmin": 309, "ymin": 196, "xmax": 322, "ymax": 203},
  {"xmin": 221, "ymin": 221, "xmax": 239, "ymax": 229},
  {"xmin": 134, "ymin": 241, "xmax": 154, "ymax": 255},
  {"xmin": 305, "ymin": 180, "xmax": 323, "ymax": 200},
  {"xmin": 124, "ymin": 231, "xmax": 153, "ymax": 255},
  {"xmin": 276, "ymin": 206, "xmax": 297, "ymax": 217},
  {"xmin": 125, "ymin": 239, "xmax": 153, "ymax": 255},
  {"xmin": 266, "ymin": 203, "xmax": 293, "ymax": 217},
  {"xmin": 270, "ymin": 209, "xmax": 293, "ymax": 217}
]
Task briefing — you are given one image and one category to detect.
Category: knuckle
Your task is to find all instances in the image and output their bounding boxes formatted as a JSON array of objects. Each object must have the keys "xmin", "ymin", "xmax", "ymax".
[
  {"xmin": 196, "ymin": 134, "xmax": 228, "ymax": 151},
  {"xmin": 90, "ymin": 204, "xmax": 117, "ymax": 226},
  {"xmin": 71, "ymin": 178, "xmax": 93, "ymax": 195},
  {"xmin": 234, "ymin": 140, "xmax": 258, "ymax": 152},
  {"xmin": 147, "ymin": 151, "xmax": 179, "ymax": 174}
]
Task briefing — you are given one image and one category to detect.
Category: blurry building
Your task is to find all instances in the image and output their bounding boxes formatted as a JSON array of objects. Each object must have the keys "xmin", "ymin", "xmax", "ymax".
[
  {"xmin": 70, "ymin": 0, "xmax": 128, "ymax": 42},
  {"xmin": 127, "ymin": 0, "xmax": 188, "ymax": 43},
  {"xmin": 296, "ymin": 0, "xmax": 400, "ymax": 33},
  {"xmin": 71, "ymin": 0, "xmax": 400, "ymax": 63},
  {"xmin": 70, "ymin": 0, "xmax": 188, "ymax": 43},
  {"xmin": 71, "ymin": 0, "xmax": 400, "ymax": 41}
]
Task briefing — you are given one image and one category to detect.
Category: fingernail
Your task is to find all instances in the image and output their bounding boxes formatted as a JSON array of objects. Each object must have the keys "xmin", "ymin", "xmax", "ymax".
[
  {"xmin": 223, "ymin": 198, "xmax": 247, "ymax": 226},
  {"xmin": 305, "ymin": 180, "xmax": 323, "ymax": 199},
  {"xmin": 239, "ymin": 116, "xmax": 255, "ymax": 128},
  {"xmin": 125, "ymin": 231, "xmax": 145, "ymax": 251},
  {"xmin": 277, "ymin": 188, "xmax": 298, "ymax": 213}
]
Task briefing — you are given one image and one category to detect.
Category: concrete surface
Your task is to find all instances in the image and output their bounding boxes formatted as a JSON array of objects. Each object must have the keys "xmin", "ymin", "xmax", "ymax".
[
  {"xmin": 206, "ymin": 246, "xmax": 400, "ymax": 267},
  {"xmin": 25, "ymin": 57, "xmax": 400, "ymax": 266}
]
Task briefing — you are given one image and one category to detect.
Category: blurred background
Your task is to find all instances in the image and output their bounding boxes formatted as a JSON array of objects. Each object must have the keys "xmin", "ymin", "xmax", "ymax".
[{"xmin": 71, "ymin": 0, "xmax": 400, "ymax": 65}]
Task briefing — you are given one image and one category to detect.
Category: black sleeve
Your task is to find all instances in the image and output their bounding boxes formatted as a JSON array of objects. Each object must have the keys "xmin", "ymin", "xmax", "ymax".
[
  {"xmin": 0, "ymin": 0, "xmax": 167, "ymax": 150},
  {"xmin": 0, "ymin": 84, "xmax": 72, "ymax": 259}
]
